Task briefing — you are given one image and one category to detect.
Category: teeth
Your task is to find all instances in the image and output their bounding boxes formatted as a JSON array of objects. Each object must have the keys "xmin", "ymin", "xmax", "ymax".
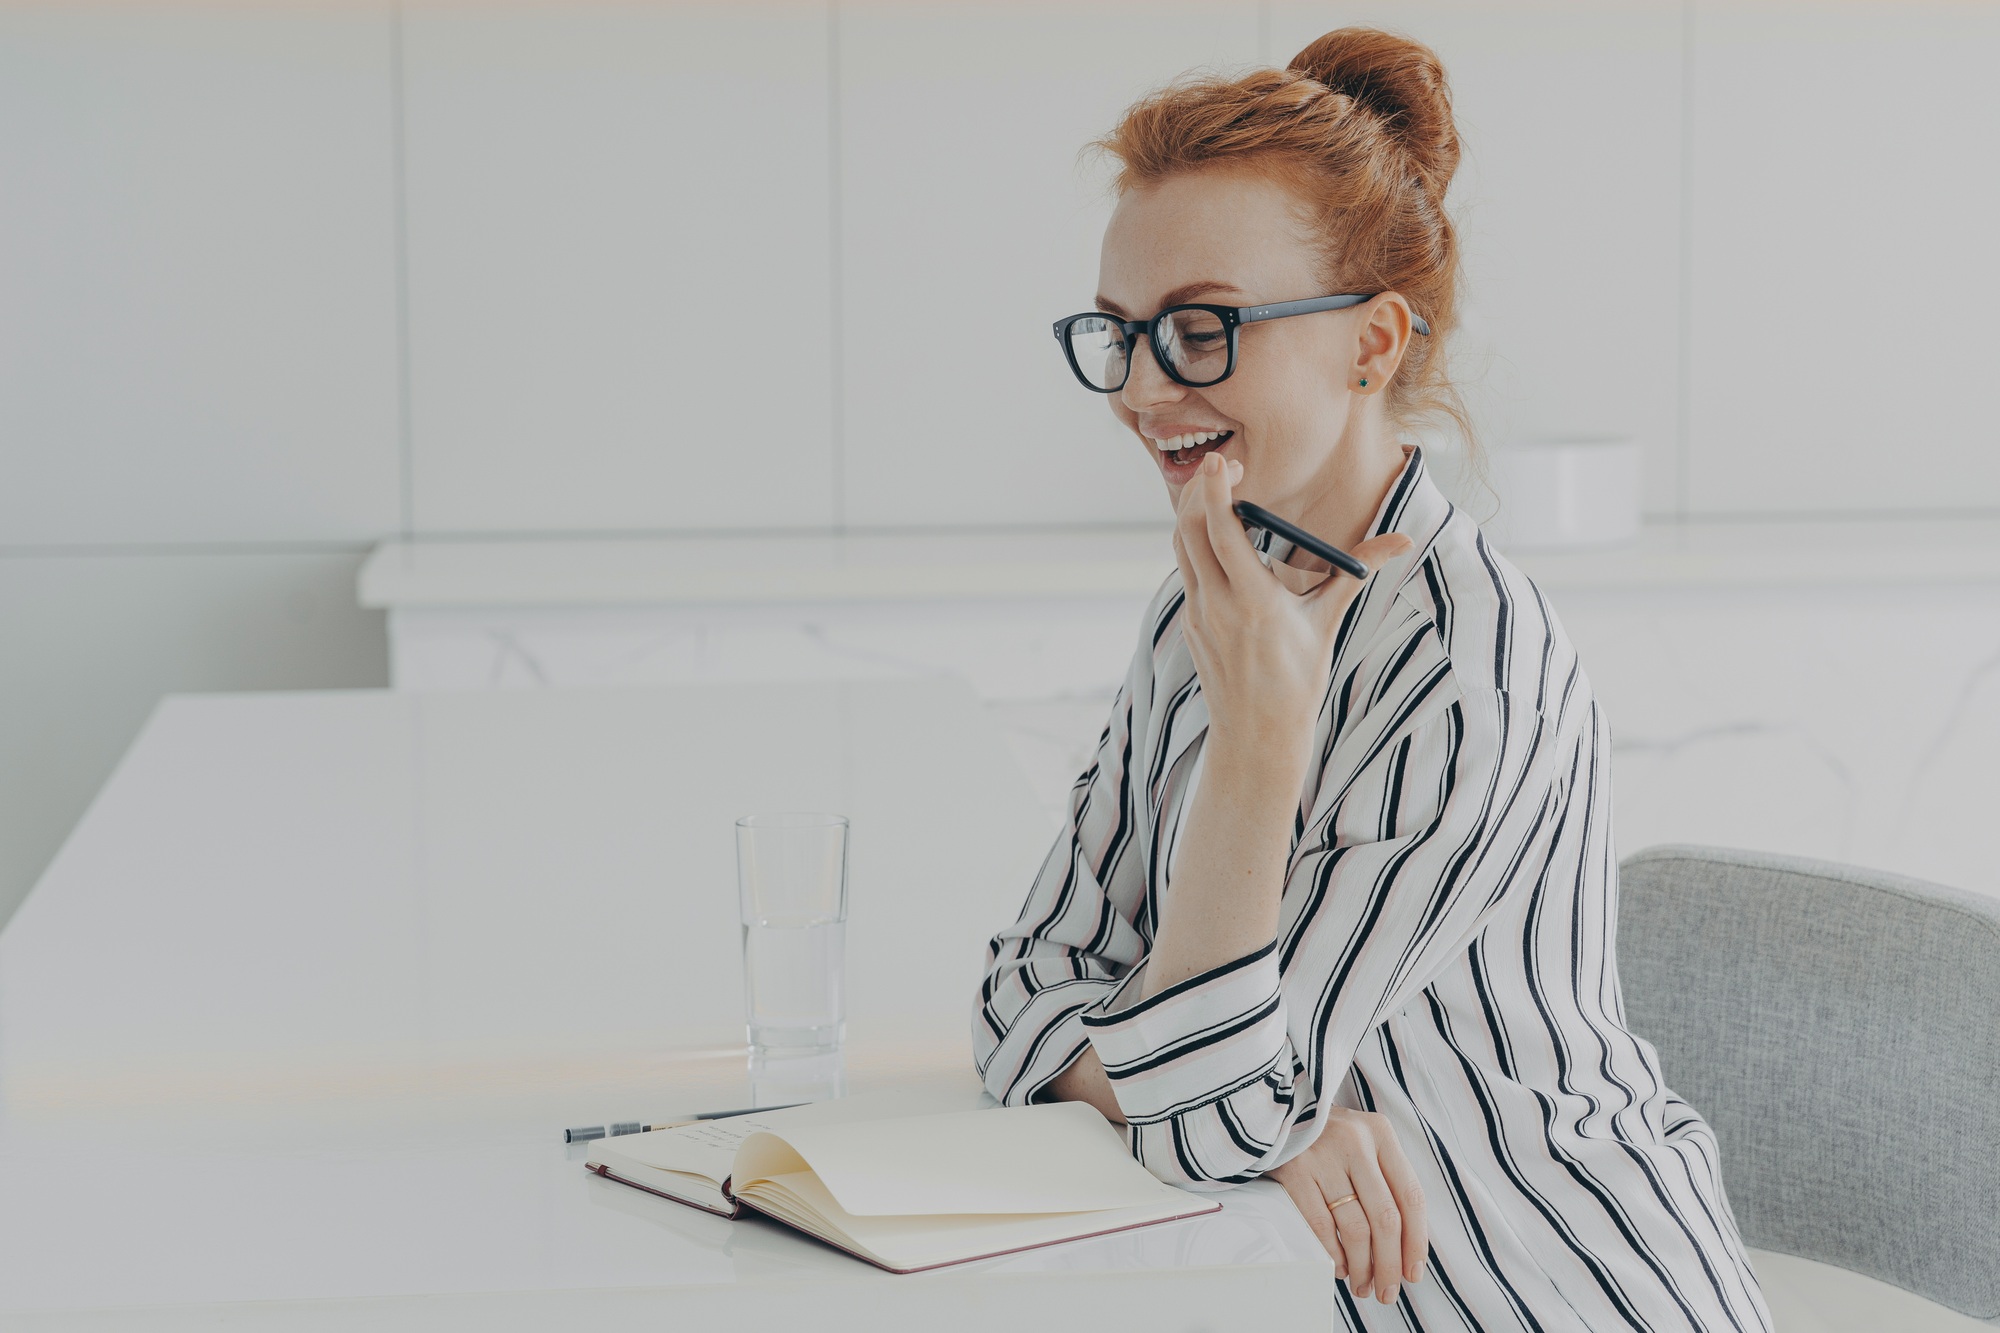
[{"xmin": 1151, "ymin": 430, "xmax": 1227, "ymax": 451}]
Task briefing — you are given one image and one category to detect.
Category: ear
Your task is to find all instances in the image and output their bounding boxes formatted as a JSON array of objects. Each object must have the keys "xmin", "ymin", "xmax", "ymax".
[{"xmin": 1350, "ymin": 293, "xmax": 1418, "ymax": 395}]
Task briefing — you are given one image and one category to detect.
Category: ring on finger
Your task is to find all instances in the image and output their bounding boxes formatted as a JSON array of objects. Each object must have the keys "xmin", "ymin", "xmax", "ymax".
[{"xmin": 1327, "ymin": 1192, "xmax": 1360, "ymax": 1211}]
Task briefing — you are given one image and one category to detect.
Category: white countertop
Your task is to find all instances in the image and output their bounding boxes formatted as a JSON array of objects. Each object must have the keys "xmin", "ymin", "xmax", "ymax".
[
  {"xmin": 1508, "ymin": 514, "xmax": 2000, "ymax": 592},
  {"xmin": 0, "ymin": 682, "xmax": 1331, "ymax": 1329},
  {"xmin": 357, "ymin": 516, "xmax": 2000, "ymax": 610},
  {"xmin": 358, "ymin": 528, "xmax": 1180, "ymax": 608}
]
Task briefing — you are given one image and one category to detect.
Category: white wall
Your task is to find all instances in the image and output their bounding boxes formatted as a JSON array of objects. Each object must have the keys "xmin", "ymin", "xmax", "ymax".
[
  {"xmin": 1686, "ymin": 3, "xmax": 2000, "ymax": 514},
  {"xmin": 0, "ymin": 3, "xmax": 406, "ymax": 930},
  {"xmin": 0, "ymin": 6, "xmax": 405, "ymax": 547},
  {"xmin": 5, "ymin": 0, "xmax": 1999, "ymax": 928},
  {"xmin": 400, "ymin": 3, "xmax": 838, "ymax": 533}
]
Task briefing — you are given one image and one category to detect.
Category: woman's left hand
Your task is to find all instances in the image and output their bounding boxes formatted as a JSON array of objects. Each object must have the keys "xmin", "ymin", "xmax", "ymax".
[{"xmin": 1268, "ymin": 1104, "xmax": 1430, "ymax": 1306}]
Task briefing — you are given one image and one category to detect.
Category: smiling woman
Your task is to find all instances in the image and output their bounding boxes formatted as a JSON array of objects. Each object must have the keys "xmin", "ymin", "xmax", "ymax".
[{"xmin": 973, "ymin": 27, "xmax": 1775, "ymax": 1333}]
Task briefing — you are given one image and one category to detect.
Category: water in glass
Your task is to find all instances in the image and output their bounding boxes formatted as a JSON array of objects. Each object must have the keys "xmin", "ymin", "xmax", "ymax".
[
  {"xmin": 742, "ymin": 916, "xmax": 845, "ymax": 1055},
  {"xmin": 735, "ymin": 812, "xmax": 848, "ymax": 1060}
]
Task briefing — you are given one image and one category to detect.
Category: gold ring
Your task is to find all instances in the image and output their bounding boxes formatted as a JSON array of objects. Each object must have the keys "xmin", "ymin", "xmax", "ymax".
[{"xmin": 1327, "ymin": 1192, "xmax": 1360, "ymax": 1210}]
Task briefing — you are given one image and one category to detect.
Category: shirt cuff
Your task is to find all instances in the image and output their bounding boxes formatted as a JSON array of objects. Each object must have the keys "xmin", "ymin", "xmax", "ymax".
[
  {"xmin": 1079, "ymin": 941, "xmax": 1287, "ymax": 1124},
  {"xmin": 987, "ymin": 976, "xmax": 1122, "ymax": 1106}
]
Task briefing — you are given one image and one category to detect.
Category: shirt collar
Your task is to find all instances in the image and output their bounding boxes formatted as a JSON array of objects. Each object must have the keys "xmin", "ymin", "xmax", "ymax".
[
  {"xmin": 1248, "ymin": 445, "xmax": 1450, "ymax": 576},
  {"xmin": 1246, "ymin": 445, "xmax": 1454, "ymax": 659},
  {"xmin": 1349, "ymin": 445, "xmax": 1455, "ymax": 658},
  {"xmin": 1368, "ymin": 444, "xmax": 1452, "ymax": 553}
]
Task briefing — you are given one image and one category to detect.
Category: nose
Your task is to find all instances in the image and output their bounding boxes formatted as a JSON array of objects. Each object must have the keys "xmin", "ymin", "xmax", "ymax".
[{"xmin": 1118, "ymin": 330, "xmax": 1185, "ymax": 413}]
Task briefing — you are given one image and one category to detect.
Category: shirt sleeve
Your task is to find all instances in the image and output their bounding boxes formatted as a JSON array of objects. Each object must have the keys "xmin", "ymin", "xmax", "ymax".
[
  {"xmin": 972, "ymin": 653, "xmax": 1154, "ymax": 1106},
  {"xmin": 1078, "ymin": 685, "xmax": 1564, "ymax": 1188}
]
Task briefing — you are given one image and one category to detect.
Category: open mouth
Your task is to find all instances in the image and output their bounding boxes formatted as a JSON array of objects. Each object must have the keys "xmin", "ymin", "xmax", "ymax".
[{"xmin": 1152, "ymin": 430, "xmax": 1234, "ymax": 468}]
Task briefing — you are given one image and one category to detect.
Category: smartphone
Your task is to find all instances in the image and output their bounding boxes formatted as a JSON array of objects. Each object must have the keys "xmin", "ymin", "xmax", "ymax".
[{"xmin": 1232, "ymin": 500, "xmax": 1370, "ymax": 581}]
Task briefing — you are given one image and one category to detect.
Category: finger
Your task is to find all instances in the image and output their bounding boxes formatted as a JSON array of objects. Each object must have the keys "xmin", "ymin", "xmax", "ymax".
[
  {"xmin": 1185, "ymin": 516, "xmax": 1227, "ymax": 591},
  {"xmin": 1374, "ymin": 1125, "xmax": 1428, "ymax": 1284},
  {"xmin": 1328, "ymin": 1185, "xmax": 1373, "ymax": 1298},
  {"xmin": 1175, "ymin": 454, "xmax": 1231, "ymax": 589},
  {"xmin": 1276, "ymin": 1169, "xmax": 1343, "ymax": 1271},
  {"xmin": 1170, "ymin": 524, "xmax": 1200, "ymax": 601},
  {"xmin": 1170, "ymin": 529, "xmax": 1213, "ymax": 676},
  {"xmin": 1353, "ymin": 531, "xmax": 1416, "ymax": 568},
  {"xmin": 1197, "ymin": 453, "xmax": 1263, "ymax": 583},
  {"xmin": 1349, "ymin": 1154, "xmax": 1404, "ymax": 1304}
]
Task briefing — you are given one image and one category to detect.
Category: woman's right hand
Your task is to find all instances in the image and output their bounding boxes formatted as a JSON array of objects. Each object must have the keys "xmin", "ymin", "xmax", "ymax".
[
  {"xmin": 1170, "ymin": 451, "xmax": 1410, "ymax": 775},
  {"xmin": 1268, "ymin": 1105, "xmax": 1429, "ymax": 1305}
]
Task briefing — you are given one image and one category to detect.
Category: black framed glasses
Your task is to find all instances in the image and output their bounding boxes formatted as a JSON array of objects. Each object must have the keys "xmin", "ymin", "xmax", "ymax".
[{"xmin": 1052, "ymin": 293, "xmax": 1432, "ymax": 394}]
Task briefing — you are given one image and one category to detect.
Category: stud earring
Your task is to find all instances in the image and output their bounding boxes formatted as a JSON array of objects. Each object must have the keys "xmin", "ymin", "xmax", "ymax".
[{"xmin": 1358, "ymin": 378, "xmax": 1369, "ymax": 388}]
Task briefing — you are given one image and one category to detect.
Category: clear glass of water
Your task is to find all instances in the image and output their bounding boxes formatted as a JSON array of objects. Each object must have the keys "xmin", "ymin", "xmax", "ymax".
[{"xmin": 735, "ymin": 812, "xmax": 848, "ymax": 1060}]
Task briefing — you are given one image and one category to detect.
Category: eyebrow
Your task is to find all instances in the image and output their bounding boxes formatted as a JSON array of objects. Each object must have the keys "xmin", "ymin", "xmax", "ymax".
[{"xmin": 1093, "ymin": 280, "xmax": 1248, "ymax": 318}]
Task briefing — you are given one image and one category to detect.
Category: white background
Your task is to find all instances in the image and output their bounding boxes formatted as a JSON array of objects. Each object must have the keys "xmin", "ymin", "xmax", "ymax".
[{"xmin": 4, "ymin": 0, "xmax": 1999, "ymax": 926}]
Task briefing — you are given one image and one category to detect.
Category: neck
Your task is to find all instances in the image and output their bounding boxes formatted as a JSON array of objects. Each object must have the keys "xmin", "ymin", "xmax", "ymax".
[{"xmin": 1268, "ymin": 421, "xmax": 1409, "ymax": 592}]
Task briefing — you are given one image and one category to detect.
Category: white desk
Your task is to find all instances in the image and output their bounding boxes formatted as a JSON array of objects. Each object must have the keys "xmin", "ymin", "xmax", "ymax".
[{"xmin": 0, "ymin": 681, "xmax": 1331, "ymax": 1330}]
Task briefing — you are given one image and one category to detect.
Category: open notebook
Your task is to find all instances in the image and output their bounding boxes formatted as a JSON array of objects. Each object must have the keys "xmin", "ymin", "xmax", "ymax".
[{"xmin": 584, "ymin": 1096, "xmax": 1218, "ymax": 1273}]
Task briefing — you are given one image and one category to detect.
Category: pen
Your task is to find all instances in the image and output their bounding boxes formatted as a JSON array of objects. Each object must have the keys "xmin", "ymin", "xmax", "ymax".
[{"xmin": 561, "ymin": 1103, "xmax": 806, "ymax": 1144}]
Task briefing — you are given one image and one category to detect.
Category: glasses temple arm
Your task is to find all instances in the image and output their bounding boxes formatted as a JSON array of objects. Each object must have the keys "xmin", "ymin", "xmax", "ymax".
[{"xmin": 1235, "ymin": 294, "xmax": 1432, "ymax": 336}]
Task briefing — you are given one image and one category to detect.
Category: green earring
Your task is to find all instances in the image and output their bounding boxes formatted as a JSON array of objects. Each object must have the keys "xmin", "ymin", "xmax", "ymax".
[{"xmin": 1359, "ymin": 378, "xmax": 1369, "ymax": 388}]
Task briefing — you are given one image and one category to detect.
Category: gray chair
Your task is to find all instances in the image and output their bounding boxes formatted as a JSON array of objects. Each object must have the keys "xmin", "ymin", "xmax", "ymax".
[{"xmin": 1618, "ymin": 844, "xmax": 2000, "ymax": 1322}]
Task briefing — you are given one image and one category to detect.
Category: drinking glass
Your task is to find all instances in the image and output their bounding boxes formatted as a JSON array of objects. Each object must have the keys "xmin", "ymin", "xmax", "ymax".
[{"xmin": 735, "ymin": 812, "xmax": 848, "ymax": 1059}]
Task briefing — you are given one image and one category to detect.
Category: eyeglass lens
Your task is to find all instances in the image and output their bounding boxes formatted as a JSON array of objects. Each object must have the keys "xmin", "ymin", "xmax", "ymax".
[
  {"xmin": 1065, "ymin": 316, "xmax": 1130, "ymax": 391},
  {"xmin": 1065, "ymin": 308, "xmax": 1230, "ymax": 391},
  {"xmin": 1160, "ymin": 308, "xmax": 1228, "ymax": 384}
]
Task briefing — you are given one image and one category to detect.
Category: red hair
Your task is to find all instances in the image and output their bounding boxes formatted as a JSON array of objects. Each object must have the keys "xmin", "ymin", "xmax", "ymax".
[{"xmin": 1097, "ymin": 28, "xmax": 1468, "ymax": 449}]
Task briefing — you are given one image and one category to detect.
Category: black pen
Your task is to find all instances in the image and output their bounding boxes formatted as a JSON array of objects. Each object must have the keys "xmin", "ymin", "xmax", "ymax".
[
  {"xmin": 562, "ymin": 1102, "xmax": 806, "ymax": 1144},
  {"xmin": 1233, "ymin": 499, "xmax": 1371, "ymax": 581}
]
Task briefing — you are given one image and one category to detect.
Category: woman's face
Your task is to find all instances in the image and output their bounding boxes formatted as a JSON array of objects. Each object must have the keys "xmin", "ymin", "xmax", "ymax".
[{"xmin": 1095, "ymin": 168, "xmax": 1381, "ymax": 515}]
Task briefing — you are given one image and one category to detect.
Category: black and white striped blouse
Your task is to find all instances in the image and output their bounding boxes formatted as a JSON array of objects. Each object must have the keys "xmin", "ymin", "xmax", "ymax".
[{"xmin": 973, "ymin": 448, "xmax": 1772, "ymax": 1331}]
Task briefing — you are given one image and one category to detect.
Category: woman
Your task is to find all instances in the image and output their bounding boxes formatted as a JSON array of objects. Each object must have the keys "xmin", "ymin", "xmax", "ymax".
[{"xmin": 972, "ymin": 28, "xmax": 1771, "ymax": 1332}]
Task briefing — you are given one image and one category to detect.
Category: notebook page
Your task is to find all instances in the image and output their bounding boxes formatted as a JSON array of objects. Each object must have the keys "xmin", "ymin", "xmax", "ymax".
[
  {"xmin": 742, "ymin": 1168, "xmax": 1216, "ymax": 1273},
  {"xmin": 584, "ymin": 1149, "xmax": 733, "ymax": 1215},
  {"xmin": 735, "ymin": 1101, "xmax": 1177, "ymax": 1216},
  {"xmin": 594, "ymin": 1114, "xmax": 768, "ymax": 1187}
]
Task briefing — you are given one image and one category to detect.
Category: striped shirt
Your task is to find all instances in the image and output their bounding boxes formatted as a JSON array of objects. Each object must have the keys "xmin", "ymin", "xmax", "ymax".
[{"xmin": 973, "ymin": 448, "xmax": 1772, "ymax": 1332}]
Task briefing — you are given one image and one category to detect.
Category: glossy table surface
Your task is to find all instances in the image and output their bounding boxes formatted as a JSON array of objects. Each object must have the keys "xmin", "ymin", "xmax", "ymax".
[{"xmin": 0, "ymin": 681, "xmax": 1330, "ymax": 1330}]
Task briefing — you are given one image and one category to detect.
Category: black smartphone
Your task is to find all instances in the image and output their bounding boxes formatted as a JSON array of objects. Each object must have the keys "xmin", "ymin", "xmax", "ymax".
[{"xmin": 1232, "ymin": 500, "xmax": 1370, "ymax": 581}]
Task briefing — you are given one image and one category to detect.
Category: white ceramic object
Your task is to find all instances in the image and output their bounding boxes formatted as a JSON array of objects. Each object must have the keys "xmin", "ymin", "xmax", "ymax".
[{"xmin": 1488, "ymin": 436, "xmax": 1643, "ymax": 550}]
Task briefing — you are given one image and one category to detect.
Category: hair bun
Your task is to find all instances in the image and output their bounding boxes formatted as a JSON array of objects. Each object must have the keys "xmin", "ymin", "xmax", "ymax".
[{"xmin": 1288, "ymin": 28, "xmax": 1460, "ymax": 196}]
